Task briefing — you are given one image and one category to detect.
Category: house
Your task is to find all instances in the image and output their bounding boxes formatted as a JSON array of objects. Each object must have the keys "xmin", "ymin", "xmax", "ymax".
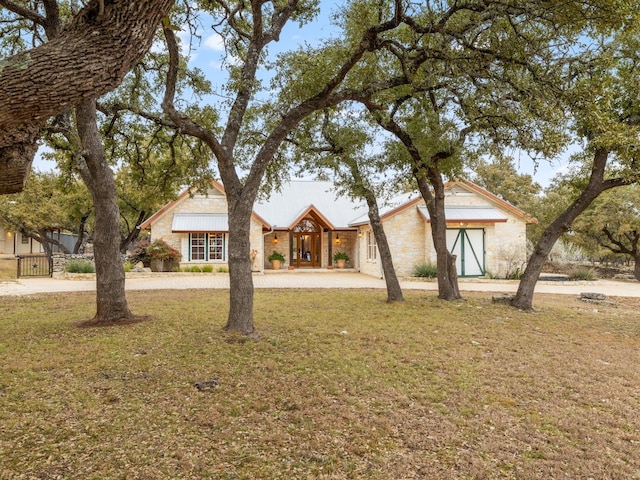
[
  {"xmin": 140, "ymin": 179, "xmax": 536, "ymax": 278},
  {"xmin": 0, "ymin": 226, "xmax": 45, "ymax": 256},
  {"xmin": 0, "ymin": 225, "xmax": 77, "ymax": 257}
]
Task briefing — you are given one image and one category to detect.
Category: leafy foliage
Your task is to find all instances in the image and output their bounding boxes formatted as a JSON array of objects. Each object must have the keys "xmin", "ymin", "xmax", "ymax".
[
  {"xmin": 146, "ymin": 239, "xmax": 182, "ymax": 262},
  {"xmin": 412, "ymin": 262, "xmax": 438, "ymax": 278},
  {"xmin": 65, "ymin": 259, "xmax": 95, "ymax": 274},
  {"xmin": 268, "ymin": 251, "xmax": 285, "ymax": 262}
]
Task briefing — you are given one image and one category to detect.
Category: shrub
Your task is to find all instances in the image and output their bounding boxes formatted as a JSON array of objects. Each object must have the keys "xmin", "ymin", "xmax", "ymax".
[
  {"xmin": 147, "ymin": 239, "xmax": 182, "ymax": 262},
  {"xmin": 201, "ymin": 265, "xmax": 214, "ymax": 273},
  {"xmin": 129, "ymin": 239, "xmax": 151, "ymax": 266},
  {"xmin": 268, "ymin": 251, "xmax": 285, "ymax": 262},
  {"xmin": 412, "ymin": 262, "xmax": 438, "ymax": 278},
  {"xmin": 217, "ymin": 266, "xmax": 229, "ymax": 273},
  {"xmin": 123, "ymin": 262, "xmax": 133, "ymax": 273},
  {"xmin": 188, "ymin": 265, "xmax": 202, "ymax": 273},
  {"xmin": 333, "ymin": 251, "xmax": 349, "ymax": 262},
  {"xmin": 66, "ymin": 259, "xmax": 95, "ymax": 274},
  {"xmin": 568, "ymin": 266, "xmax": 598, "ymax": 281},
  {"xmin": 505, "ymin": 267, "xmax": 523, "ymax": 280}
]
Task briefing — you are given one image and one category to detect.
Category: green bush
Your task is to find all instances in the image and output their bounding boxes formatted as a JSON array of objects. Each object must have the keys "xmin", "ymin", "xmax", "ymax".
[
  {"xmin": 333, "ymin": 251, "xmax": 349, "ymax": 261},
  {"xmin": 568, "ymin": 266, "xmax": 598, "ymax": 281},
  {"xmin": 66, "ymin": 259, "xmax": 95, "ymax": 274},
  {"xmin": 123, "ymin": 262, "xmax": 133, "ymax": 273},
  {"xmin": 412, "ymin": 262, "xmax": 438, "ymax": 278},
  {"xmin": 201, "ymin": 265, "xmax": 214, "ymax": 273},
  {"xmin": 217, "ymin": 266, "xmax": 229, "ymax": 273},
  {"xmin": 268, "ymin": 251, "xmax": 285, "ymax": 262}
]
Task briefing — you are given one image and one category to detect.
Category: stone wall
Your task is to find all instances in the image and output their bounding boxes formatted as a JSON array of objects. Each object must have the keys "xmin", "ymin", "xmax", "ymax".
[{"xmin": 51, "ymin": 253, "xmax": 94, "ymax": 277}]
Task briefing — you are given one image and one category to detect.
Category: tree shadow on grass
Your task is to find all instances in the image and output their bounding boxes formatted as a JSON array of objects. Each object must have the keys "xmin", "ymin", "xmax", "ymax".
[{"xmin": 76, "ymin": 315, "xmax": 154, "ymax": 328}]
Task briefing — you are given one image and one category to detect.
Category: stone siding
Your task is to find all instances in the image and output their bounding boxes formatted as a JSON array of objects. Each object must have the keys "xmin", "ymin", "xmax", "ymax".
[
  {"xmin": 356, "ymin": 187, "xmax": 530, "ymax": 279},
  {"xmin": 150, "ymin": 188, "xmax": 265, "ymax": 272}
]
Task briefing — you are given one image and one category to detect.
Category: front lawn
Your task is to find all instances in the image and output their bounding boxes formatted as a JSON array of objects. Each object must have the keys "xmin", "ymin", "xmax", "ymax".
[{"xmin": 1, "ymin": 289, "xmax": 639, "ymax": 479}]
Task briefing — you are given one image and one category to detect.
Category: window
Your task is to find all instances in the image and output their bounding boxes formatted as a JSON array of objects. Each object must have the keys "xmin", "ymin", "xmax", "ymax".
[
  {"xmin": 190, "ymin": 233, "xmax": 206, "ymax": 260},
  {"xmin": 367, "ymin": 230, "xmax": 377, "ymax": 261},
  {"xmin": 209, "ymin": 233, "xmax": 225, "ymax": 260},
  {"xmin": 190, "ymin": 233, "xmax": 226, "ymax": 261},
  {"xmin": 21, "ymin": 234, "xmax": 29, "ymax": 244}
]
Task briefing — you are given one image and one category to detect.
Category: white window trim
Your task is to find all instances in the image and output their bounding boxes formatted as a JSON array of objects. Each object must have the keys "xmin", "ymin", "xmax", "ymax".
[
  {"xmin": 366, "ymin": 230, "xmax": 377, "ymax": 262},
  {"xmin": 189, "ymin": 233, "xmax": 228, "ymax": 262}
]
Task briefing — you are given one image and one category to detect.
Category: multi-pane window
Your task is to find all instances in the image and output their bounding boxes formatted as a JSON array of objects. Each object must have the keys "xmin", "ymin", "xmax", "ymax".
[
  {"xmin": 190, "ymin": 233, "xmax": 226, "ymax": 261},
  {"xmin": 209, "ymin": 233, "xmax": 224, "ymax": 260},
  {"xmin": 367, "ymin": 230, "xmax": 377, "ymax": 261},
  {"xmin": 190, "ymin": 233, "xmax": 206, "ymax": 260}
]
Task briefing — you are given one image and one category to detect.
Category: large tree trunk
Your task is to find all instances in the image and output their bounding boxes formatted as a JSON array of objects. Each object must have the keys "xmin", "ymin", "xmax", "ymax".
[
  {"xmin": 75, "ymin": 100, "xmax": 132, "ymax": 323},
  {"xmin": 225, "ymin": 198, "xmax": 255, "ymax": 334},
  {"xmin": 512, "ymin": 148, "xmax": 627, "ymax": 310},
  {"xmin": 365, "ymin": 195, "xmax": 404, "ymax": 303},
  {"xmin": 344, "ymin": 158, "xmax": 403, "ymax": 302},
  {"xmin": 416, "ymin": 171, "xmax": 461, "ymax": 301},
  {"xmin": 0, "ymin": 0, "xmax": 174, "ymax": 195},
  {"xmin": 73, "ymin": 212, "xmax": 91, "ymax": 253}
]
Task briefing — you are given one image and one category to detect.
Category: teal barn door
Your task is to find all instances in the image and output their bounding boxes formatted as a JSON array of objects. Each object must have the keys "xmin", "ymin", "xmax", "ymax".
[{"xmin": 446, "ymin": 228, "xmax": 485, "ymax": 277}]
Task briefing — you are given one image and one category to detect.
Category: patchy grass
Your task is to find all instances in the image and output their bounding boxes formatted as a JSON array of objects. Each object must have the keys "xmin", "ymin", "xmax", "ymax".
[
  {"xmin": 2, "ymin": 289, "xmax": 640, "ymax": 479},
  {"xmin": 0, "ymin": 257, "xmax": 16, "ymax": 281}
]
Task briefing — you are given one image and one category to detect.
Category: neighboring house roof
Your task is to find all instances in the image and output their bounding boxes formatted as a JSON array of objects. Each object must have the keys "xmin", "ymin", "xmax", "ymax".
[{"xmin": 253, "ymin": 181, "xmax": 368, "ymax": 230}]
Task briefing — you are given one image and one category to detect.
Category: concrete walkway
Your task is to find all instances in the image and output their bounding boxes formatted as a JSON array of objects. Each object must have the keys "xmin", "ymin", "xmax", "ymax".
[{"xmin": 1, "ymin": 270, "xmax": 638, "ymax": 298}]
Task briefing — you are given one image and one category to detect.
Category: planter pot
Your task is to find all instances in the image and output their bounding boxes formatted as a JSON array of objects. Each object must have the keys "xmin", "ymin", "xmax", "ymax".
[
  {"xmin": 336, "ymin": 258, "xmax": 346, "ymax": 269},
  {"xmin": 271, "ymin": 259, "xmax": 282, "ymax": 270},
  {"xmin": 150, "ymin": 259, "xmax": 177, "ymax": 272}
]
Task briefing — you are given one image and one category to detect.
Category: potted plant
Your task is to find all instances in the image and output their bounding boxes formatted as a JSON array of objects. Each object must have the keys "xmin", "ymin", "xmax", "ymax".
[
  {"xmin": 268, "ymin": 250, "xmax": 285, "ymax": 270},
  {"xmin": 146, "ymin": 239, "xmax": 182, "ymax": 272},
  {"xmin": 333, "ymin": 251, "xmax": 349, "ymax": 269}
]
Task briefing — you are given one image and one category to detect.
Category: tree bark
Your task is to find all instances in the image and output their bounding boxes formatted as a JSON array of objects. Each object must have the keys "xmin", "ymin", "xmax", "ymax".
[
  {"xmin": 73, "ymin": 212, "xmax": 91, "ymax": 253},
  {"xmin": 416, "ymin": 170, "xmax": 461, "ymax": 301},
  {"xmin": 365, "ymin": 195, "xmax": 404, "ymax": 302},
  {"xmin": 0, "ymin": 0, "xmax": 174, "ymax": 194},
  {"xmin": 511, "ymin": 148, "xmax": 628, "ymax": 310},
  {"xmin": 120, "ymin": 210, "xmax": 146, "ymax": 253},
  {"xmin": 75, "ymin": 99, "xmax": 132, "ymax": 323},
  {"xmin": 225, "ymin": 196, "xmax": 255, "ymax": 334}
]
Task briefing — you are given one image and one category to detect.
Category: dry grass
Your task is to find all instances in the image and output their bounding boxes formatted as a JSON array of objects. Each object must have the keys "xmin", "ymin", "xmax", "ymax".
[
  {"xmin": 2, "ymin": 289, "xmax": 640, "ymax": 479},
  {"xmin": 0, "ymin": 258, "xmax": 16, "ymax": 281}
]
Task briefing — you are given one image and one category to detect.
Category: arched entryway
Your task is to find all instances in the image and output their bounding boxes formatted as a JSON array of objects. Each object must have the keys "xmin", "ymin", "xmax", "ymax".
[{"xmin": 291, "ymin": 219, "xmax": 321, "ymax": 268}]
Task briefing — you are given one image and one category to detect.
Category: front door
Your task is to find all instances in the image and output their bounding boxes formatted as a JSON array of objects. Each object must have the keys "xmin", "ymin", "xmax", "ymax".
[
  {"xmin": 446, "ymin": 228, "xmax": 485, "ymax": 277},
  {"xmin": 292, "ymin": 219, "xmax": 321, "ymax": 268}
]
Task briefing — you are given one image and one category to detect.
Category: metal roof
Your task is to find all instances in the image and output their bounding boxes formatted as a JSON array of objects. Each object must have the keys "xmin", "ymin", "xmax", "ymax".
[
  {"xmin": 171, "ymin": 213, "xmax": 229, "ymax": 232},
  {"xmin": 253, "ymin": 181, "xmax": 368, "ymax": 229},
  {"xmin": 417, "ymin": 205, "xmax": 508, "ymax": 222}
]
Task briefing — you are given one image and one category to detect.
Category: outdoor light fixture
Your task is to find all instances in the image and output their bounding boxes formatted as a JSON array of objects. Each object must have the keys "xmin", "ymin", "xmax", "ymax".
[
  {"xmin": 336, "ymin": 233, "xmax": 340, "ymax": 244},
  {"xmin": 273, "ymin": 233, "xmax": 278, "ymax": 244}
]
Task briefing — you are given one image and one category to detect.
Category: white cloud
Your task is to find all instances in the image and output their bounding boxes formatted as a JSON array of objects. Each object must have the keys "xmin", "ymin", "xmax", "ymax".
[{"xmin": 204, "ymin": 33, "xmax": 225, "ymax": 51}]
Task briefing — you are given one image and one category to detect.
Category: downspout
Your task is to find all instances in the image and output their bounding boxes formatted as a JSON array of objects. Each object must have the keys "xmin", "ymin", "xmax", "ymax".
[{"xmin": 260, "ymin": 224, "xmax": 275, "ymax": 274}]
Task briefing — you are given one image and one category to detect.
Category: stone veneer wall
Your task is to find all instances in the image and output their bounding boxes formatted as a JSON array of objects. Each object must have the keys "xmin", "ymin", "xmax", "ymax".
[
  {"xmin": 149, "ymin": 188, "xmax": 265, "ymax": 271},
  {"xmin": 357, "ymin": 188, "xmax": 529, "ymax": 279},
  {"xmin": 51, "ymin": 253, "xmax": 95, "ymax": 277}
]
